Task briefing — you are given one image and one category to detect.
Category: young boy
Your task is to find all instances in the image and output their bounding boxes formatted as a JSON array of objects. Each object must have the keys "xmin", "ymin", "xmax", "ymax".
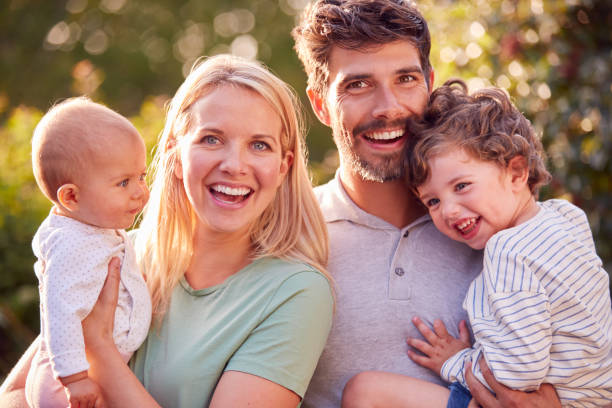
[
  {"xmin": 341, "ymin": 80, "xmax": 612, "ymax": 407},
  {"xmin": 25, "ymin": 97, "xmax": 152, "ymax": 408}
]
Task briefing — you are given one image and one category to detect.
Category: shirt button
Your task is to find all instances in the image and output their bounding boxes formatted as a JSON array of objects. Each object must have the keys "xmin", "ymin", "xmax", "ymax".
[{"xmin": 395, "ymin": 267, "xmax": 405, "ymax": 276}]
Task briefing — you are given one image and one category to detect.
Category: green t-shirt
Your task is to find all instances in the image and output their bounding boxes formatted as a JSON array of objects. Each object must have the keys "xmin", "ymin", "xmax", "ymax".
[{"xmin": 130, "ymin": 257, "xmax": 333, "ymax": 407}]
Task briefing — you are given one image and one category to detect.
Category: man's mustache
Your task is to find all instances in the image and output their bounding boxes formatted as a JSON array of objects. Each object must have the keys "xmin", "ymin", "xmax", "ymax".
[{"xmin": 352, "ymin": 116, "xmax": 421, "ymax": 138}]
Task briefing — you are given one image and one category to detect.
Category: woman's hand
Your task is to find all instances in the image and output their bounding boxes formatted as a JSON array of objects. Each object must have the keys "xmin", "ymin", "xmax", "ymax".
[
  {"xmin": 82, "ymin": 257, "xmax": 121, "ymax": 355},
  {"xmin": 465, "ymin": 359, "xmax": 561, "ymax": 408}
]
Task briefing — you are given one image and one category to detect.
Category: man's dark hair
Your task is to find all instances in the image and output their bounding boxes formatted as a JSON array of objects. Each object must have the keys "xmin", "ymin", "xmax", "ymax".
[{"xmin": 292, "ymin": 0, "xmax": 432, "ymax": 96}]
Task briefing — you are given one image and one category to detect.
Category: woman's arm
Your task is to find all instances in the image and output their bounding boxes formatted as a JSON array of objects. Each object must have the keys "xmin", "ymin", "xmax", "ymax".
[
  {"xmin": 81, "ymin": 257, "xmax": 160, "ymax": 407},
  {"xmin": 465, "ymin": 359, "xmax": 561, "ymax": 408},
  {"xmin": 0, "ymin": 336, "xmax": 39, "ymax": 408},
  {"xmin": 210, "ymin": 371, "xmax": 300, "ymax": 408}
]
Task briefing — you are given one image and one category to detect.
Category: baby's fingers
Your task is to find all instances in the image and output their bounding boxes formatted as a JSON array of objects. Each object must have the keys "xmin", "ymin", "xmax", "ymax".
[
  {"xmin": 407, "ymin": 336, "xmax": 434, "ymax": 357},
  {"xmin": 407, "ymin": 349, "xmax": 437, "ymax": 371}
]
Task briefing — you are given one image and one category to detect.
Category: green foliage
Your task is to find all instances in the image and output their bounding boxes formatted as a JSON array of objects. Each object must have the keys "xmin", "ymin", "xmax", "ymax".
[{"xmin": 1, "ymin": 0, "xmax": 610, "ymax": 382}]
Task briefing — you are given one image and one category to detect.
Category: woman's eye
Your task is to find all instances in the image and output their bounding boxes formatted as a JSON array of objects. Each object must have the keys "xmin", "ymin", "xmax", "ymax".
[
  {"xmin": 202, "ymin": 135, "xmax": 219, "ymax": 145},
  {"xmin": 252, "ymin": 141, "xmax": 270, "ymax": 151}
]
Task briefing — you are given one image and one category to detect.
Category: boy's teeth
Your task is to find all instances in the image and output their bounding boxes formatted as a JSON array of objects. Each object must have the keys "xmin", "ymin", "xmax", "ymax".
[
  {"xmin": 457, "ymin": 218, "xmax": 476, "ymax": 231},
  {"xmin": 212, "ymin": 185, "xmax": 251, "ymax": 196},
  {"xmin": 366, "ymin": 129, "xmax": 403, "ymax": 140}
]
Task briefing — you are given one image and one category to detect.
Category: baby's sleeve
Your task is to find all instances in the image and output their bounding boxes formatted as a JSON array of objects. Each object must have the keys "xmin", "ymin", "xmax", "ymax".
[{"xmin": 40, "ymin": 232, "xmax": 116, "ymax": 378}]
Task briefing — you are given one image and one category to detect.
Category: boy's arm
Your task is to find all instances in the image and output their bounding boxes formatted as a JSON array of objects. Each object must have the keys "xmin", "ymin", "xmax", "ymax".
[{"xmin": 0, "ymin": 336, "xmax": 40, "ymax": 408}]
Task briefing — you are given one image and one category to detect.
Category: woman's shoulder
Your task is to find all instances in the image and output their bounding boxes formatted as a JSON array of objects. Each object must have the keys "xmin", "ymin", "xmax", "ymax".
[{"xmin": 244, "ymin": 257, "xmax": 332, "ymax": 299}]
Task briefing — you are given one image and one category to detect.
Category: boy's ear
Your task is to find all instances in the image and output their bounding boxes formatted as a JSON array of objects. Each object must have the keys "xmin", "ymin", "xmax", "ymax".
[
  {"xmin": 507, "ymin": 156, "xmax": 530, "ymax": 191},
  {"xmin": 306, "ymin": 87, "xmax": 331, "ymax": 127},
  {"xmin": 56, "ymin": 184, "xmax": 80, "ymax": 211}
]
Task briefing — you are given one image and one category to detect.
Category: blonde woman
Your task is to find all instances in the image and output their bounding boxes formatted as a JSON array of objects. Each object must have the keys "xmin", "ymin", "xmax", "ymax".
[{"xmin": 1, "ymin": 55, "xmax": 333, "ymax": 408}]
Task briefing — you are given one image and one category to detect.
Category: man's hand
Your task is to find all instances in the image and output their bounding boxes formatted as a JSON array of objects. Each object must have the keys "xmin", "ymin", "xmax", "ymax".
[
  {"xmin": 465, "ymin": 358, "xmax": 561, "ymax": 408},
  {"xmin": 407, "ymin": 316, "xmax": 471, "ymax": 375},
  {"xmin": 64, "ymin": 377, "xmax": 105, "ymax": 408}
]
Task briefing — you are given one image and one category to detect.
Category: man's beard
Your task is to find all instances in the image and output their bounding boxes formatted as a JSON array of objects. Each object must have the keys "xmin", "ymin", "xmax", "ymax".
[{"xmin": 333, "ymin": 117, "xmax": 417, "ymax": 183}]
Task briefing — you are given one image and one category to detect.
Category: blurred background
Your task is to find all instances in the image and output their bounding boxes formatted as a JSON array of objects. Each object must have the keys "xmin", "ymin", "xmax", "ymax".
[{"xmin": 1, "ymin": 0, "xmax": 610, "ymax": 381}]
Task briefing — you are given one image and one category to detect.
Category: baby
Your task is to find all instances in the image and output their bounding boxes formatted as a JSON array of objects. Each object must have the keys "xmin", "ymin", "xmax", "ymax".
[
  {"xmin": 342, "ymin": 80, "xmax": 612, "ymax": 408},
  {"xmin": 26, "ymin": 97, "xmax": 152, "ymax": 408}
]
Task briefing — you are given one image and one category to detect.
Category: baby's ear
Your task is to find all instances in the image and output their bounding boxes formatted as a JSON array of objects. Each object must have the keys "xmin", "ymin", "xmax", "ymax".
[
  {"xmin": 507, "ymin": 156, "xmax": 529, "ymax": 190},
  {"xmin": 56, "ymin": 184, "xmax": 80, "ymax": 212}
]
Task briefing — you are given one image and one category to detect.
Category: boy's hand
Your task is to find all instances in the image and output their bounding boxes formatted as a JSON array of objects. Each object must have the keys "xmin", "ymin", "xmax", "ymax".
[
  {"xmin": 64, "ymin": 377, "xmax": 104, "ymax": 408},
  {"xmin": 407, "ymin": 316, "xmax": 471, "ymax": 375}
]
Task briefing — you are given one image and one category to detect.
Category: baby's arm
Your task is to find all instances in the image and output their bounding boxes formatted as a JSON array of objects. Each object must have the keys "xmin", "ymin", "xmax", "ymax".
[
  {"xmin": 40, "ymin": 233, "xmax": 116, "ymax": 379},
  {"xmin": 407, "ymin": 317, "xmax": 471, "ymax": 375},
  {"xmin": 60, "ymin": 371, "xmax": 104, "ymax": 408}
]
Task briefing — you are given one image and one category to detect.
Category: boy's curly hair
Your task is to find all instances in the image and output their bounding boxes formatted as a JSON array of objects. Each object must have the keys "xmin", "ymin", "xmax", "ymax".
[
  {"xmin": 406, "ymin": 79, "xmax": 551, "ymax": 195},
  {"xmin": 292, "ymin": 0, "xmax": 432, "ymax": 96}
]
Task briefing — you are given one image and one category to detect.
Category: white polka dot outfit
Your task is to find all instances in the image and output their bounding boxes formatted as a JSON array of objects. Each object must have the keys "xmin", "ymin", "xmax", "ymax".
[{"xmin": 26, "ymin": 209, "xmax": 151, "ymax": 406}]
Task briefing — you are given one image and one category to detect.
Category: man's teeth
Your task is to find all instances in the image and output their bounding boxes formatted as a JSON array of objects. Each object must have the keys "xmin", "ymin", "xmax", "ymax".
[
  {"xmin": 457, "ymin": 218, "xmax": 476, "ymax": 231},
  {"xmin": 366, "ymin": 129, "xmax": 404, "ymax": 140},
  {"xmin": 212, "ymin": 185, "xmax": 251, "ymax": 196}
]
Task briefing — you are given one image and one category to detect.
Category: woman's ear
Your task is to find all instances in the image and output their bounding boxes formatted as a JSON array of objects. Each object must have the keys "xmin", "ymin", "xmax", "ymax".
[
  {"xmin": 307, "ymin": 87, "xmax": 331, "ymax": 126},
  {"xmin": 507, "ymin": 156, "xmax": 530, "ymax": 191},
  {"xmin": 57, "ymin": 184, "xmax": 80, "ymax": 212}
]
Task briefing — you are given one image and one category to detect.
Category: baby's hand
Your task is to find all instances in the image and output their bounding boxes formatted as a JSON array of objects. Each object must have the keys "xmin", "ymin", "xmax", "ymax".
[
  {"xmin": 64, "ymin": 377, "xmax": 104, "ymax": 408},
  {"xmin": 407, "ymin": 316, "xmax": 471, "ymax": 375}
]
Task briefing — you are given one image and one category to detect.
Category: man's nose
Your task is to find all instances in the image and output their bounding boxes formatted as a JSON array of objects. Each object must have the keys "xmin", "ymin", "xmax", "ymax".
[{"xmin": 371, "ymin": 86, "xmax": 404, "ymax": 120}]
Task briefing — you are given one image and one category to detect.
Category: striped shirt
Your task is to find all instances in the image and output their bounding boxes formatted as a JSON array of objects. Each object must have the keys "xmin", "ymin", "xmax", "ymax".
[{"xmin": 441, "ymin": 199, "xmax": 612, "ymax": 407}]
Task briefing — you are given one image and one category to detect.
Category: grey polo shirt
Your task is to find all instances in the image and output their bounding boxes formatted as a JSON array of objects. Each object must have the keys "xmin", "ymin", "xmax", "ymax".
[{"xmin": 302, "ymin": 173, "xmax": 482, "ymax": 408}]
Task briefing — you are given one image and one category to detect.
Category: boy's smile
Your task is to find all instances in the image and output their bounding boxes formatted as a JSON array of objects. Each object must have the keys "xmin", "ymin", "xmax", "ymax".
[{"xmin": 418, "ymin": 149, "xmax": 538, "ymax": 249}]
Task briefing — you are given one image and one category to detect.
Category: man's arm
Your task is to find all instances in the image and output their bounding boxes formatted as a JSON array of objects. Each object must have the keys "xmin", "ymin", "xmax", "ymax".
[{"xmin": 465, "ymin": 359, "xmax": 561, "ymax": 408}]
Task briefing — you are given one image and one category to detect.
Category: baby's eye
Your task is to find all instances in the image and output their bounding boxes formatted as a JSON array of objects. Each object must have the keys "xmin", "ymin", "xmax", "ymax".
[
  {"xmin": 118, "ymin": 179, "xmax": 129, "ymax": 187},
  {"xmin": 455, "ymin": 182, "xmax": 470, "ymax": 191},
  {"xmin": 139, "ymin": 173, "xmax": 147, "ymax": 181},
  {"xmin": 425, "ymin": 198, "xmax": 440, "ymax": 208},
  {"xmin": 252, "ymin": 141, "xmax": 270, "ymax": 151}
]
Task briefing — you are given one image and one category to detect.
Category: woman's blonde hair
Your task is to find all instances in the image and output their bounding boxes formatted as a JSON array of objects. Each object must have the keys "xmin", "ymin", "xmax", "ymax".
[{"xmin": 135, "ymin": 54, "xmax": 330, "ymax": 321}]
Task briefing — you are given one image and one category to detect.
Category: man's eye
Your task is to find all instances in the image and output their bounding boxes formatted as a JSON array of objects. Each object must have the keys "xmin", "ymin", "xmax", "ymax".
[
  {"xmin": 399, "ymin": 75, "xmax": 415, "ymax": 83},
  {"xmin": 346, "ymin": 80, "xmax": 367, "ymax": 90}
]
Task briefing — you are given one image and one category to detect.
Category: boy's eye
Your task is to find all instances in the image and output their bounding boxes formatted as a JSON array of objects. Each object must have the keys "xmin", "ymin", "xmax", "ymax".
[
  {"xmin": 426, "ymin": 198, "xmax": 440, "ymax": 208},
  {"xmin": 252, "ymin": 141, "xmax": 270, "ymax": 151}
]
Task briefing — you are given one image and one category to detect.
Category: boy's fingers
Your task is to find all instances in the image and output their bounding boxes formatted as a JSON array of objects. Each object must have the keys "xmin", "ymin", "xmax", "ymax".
[
  {"xmin": 458, "ymin": 320, "xmax": 470, "ymax": 344},
  {"xmin": 412, "ymin": 316, "xmax": 439, "ymax": 344}
]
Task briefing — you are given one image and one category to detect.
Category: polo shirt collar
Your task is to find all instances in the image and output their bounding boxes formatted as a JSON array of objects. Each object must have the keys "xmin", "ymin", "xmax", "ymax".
[{"xmin": 316, "ymin": 169, "xmax": 431, "ymax": 231}]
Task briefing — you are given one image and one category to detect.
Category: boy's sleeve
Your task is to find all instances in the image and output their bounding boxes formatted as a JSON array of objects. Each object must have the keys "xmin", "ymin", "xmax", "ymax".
[
  {"xmin": 441, "ymin": 248, "xmax": 552, "ymax": 392},
  {"xmin": 40, "ymin": 232, "xmax": 118, "ymax": 378},
  {"xmin": 225, "ymin": 271, "xmax": 333, "ymax": 398}
]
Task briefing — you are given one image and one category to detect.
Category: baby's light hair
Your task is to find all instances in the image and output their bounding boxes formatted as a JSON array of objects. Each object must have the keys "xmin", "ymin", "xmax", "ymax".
[
  {"xmin": 32, "ymin": 97, "xmax": 139, "ymax": 202},
  {"xmin": 405, "ymin": 79, "xmax": 551, "ymax": 196}
]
